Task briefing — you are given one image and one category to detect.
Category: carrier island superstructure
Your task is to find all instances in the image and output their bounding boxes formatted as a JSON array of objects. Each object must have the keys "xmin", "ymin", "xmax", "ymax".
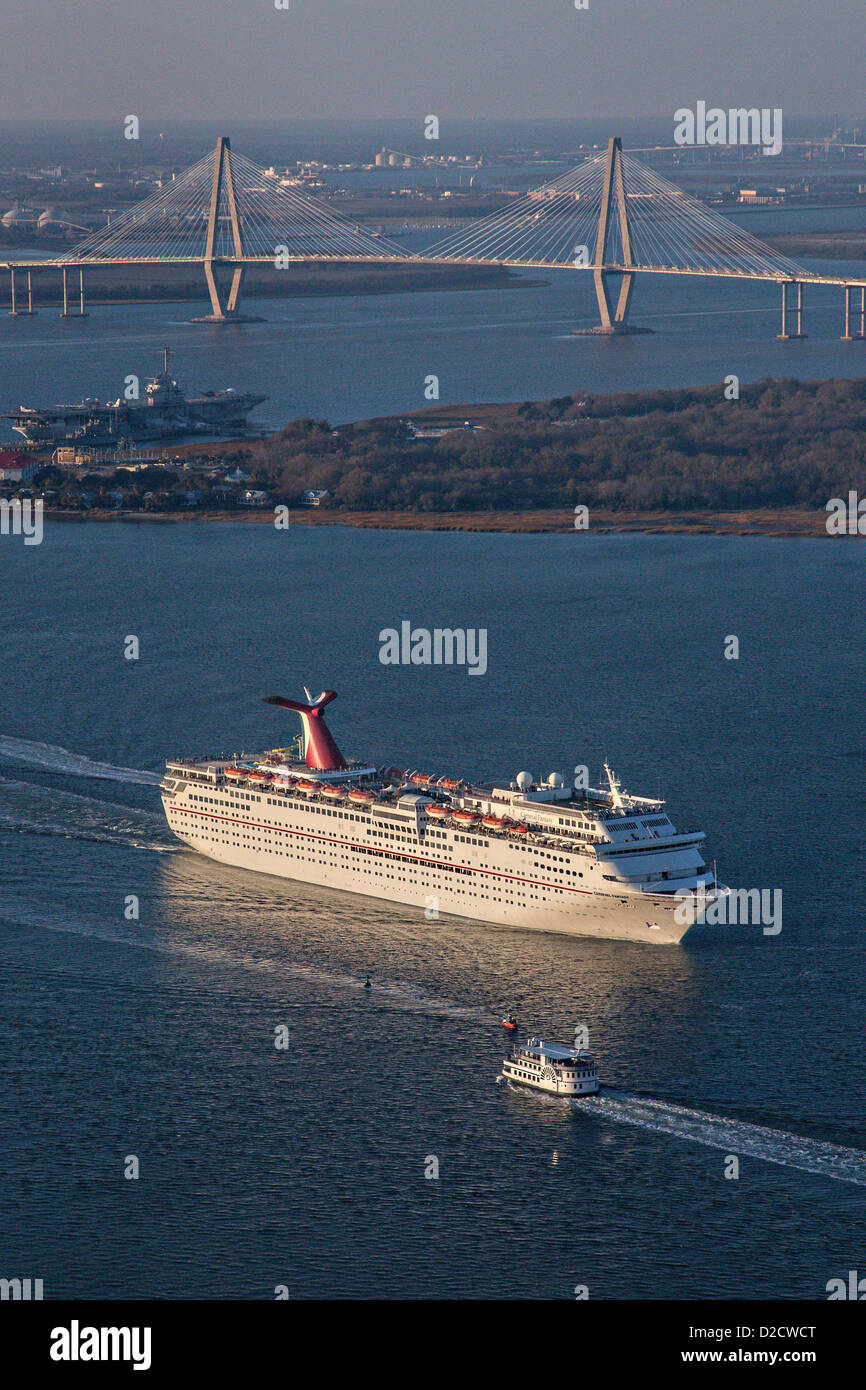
[{"xmin": 160, "ymin": 688, "xmax": 726, "ymax": 944}]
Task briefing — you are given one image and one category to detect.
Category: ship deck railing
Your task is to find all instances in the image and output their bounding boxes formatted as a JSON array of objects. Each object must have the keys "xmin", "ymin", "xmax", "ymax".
[
  {"xmin": 166, "ymin": 764, "xmax": 606, "ymax": 848},
  {"xmin": 184, "ymin": 772, "xmax": 583, "ymax": 840}
]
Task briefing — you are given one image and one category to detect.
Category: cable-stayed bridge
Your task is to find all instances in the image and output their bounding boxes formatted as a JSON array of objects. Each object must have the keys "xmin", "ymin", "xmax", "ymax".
[{"xmin": 3, "ymin": 136, "xmax": 866, "ymax": 338}]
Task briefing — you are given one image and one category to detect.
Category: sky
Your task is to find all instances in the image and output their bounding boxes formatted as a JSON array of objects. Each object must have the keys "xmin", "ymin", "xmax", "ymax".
[{"xmin": 0, "ymin": 0, "xmax": 863, "ymax": 126}]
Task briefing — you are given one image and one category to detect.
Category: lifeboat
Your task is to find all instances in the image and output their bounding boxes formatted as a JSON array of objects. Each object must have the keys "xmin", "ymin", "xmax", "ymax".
[
  {"xmin": 482, "ymin": 816, "xmax": 509, "ymax": 830},
  {"xmin": 223, "ymin": 766, "xmax": 243, "ymax": 781},
  {"xmin": 247, "ymin": 771, "xmax": 270, "ymax": 784},
  {"xmin": 438, "ymin": 778, "xmax": 461, "ymax": 791},
  {"xmin": 321, "ymin": 785, "xmax": 346, "ymax": 801},
  {"xmin": 452, "ymin": 809, "xmax": 478, "ymax": 826},
  {"xmin": 296, "ymin": 780, "xmax": 319, "ymax": 794},
  {"xmin": 425, "ymin": 803, "xmax": 451, "ymax": 820},
  {"xmin": 411, "ymin": 773, "xmax": 431, "ymax": 787},
  {"xmin": 501, "ymin": 1014, "xmax": 519, "ymax": 1033},
  {"xmin": 347, "ymin": 789, "xmax": 375, "ymax": 805},
  {"xmin": 508, "ymin": 823, "xmax": 529, "ymax": 836}
]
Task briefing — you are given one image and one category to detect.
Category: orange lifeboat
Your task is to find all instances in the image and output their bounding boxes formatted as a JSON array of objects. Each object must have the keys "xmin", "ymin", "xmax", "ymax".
[
  {"xmin": 321, "ymin": 785, "xmax": 346, "ymax": 801},
  {"xmin": 508, "ymin": 823, "xmax": 529, "ymax": 836},
  {"xmin": 347, "ymin": 789, "xmax": 375, "ymax": 805},
  {"xmin": 452, "ymin": 809, "xmax": 478, "ymax": 826},
  {"xmin": 426, "ymin": 803, "xmax": 451, "ymax": 820},
  {"xmin": 223, "ymin": 766, "xmax": 243, "ymax": 781},
  {"xmin": 297, "ymin": 780, "xmax": 319, "ymax": 794},
  {"xmin": 482, "ymin": 816, "xmax": 509, "ymax": 830},
  {"xmin": 247, "ymin": 771, "xmax": 270, "ymax": 784},
  {"xmin": 438, "ymin": 778, "xmax": 461, "ymax": 791}
]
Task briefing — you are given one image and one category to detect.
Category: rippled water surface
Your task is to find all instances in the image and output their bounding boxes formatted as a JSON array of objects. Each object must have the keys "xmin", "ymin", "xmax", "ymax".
[{"xmin": 1, "ymin": 524, "xmax": 864, "ymax": 1298}]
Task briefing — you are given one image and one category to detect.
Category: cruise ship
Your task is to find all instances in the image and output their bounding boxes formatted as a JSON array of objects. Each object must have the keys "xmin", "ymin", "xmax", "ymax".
[
  {"xmin": 160, "ymin": 688, "xmax": 726, "ymax": 945},
  {"xmin": 5, "ymin": 350, "xmax": 266, "ymax": 446}
]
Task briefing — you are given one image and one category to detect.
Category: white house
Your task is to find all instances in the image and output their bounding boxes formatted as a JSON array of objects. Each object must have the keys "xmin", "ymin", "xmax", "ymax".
[{"xmin": 0, "ymin": 451, "xmax": 38, "ymax": 485}]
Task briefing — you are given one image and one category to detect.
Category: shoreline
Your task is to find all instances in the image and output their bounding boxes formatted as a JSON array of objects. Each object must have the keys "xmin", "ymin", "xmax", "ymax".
[
  {"xmin": 41, "ymin": 505, "xmax": 840, "ymax": 538},
  {"xmin": 0, "ymin": 263, "xmax": 538, "ymax": 310}
]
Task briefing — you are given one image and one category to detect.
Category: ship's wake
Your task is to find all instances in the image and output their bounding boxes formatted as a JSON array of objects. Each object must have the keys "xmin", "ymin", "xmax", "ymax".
[
  {"xmin": 575, "ymin": 1090, "xmax": 866, "ymax": 1187},
  {"xmin": 0, "ymin": 776, "xmax": 175, "ymax": 852},
  {"xmin": 0, "ymin": 735, "xmax": 161, "ymax": 785}
]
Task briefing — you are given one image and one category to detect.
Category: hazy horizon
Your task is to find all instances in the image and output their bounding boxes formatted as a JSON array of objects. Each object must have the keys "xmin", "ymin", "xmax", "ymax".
[{"xmin": 0, "ymin": 1, "xmax": 863, "ymax": 125}]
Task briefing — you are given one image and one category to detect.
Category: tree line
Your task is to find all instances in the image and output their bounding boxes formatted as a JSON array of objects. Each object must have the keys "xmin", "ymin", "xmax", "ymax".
[{"xmin": 49, "ymin": 375, "xmax": 865, "ymax": 515}]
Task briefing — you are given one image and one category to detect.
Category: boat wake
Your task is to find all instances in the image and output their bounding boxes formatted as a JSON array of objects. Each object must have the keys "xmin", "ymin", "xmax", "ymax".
[
  {"xmin": 576, "ymin": 1090, "xmax": 866, "ymax": 1187},
  {"xmin": 0, "ymin": 735, "xmax": 161, "ymax": 785},
  {"xmin": 0, "ymin": 777, "xmax": 175, "ymax": 852}
]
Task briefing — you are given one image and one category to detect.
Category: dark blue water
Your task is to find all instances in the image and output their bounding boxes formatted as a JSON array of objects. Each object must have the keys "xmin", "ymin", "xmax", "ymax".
[
  {"xmin": 1, "ymin": 523, "xmax": 864, "ymax": 1298},
  {"xmin": 1, "ymin": 231, "xmax": 864, "ymax": 443}
]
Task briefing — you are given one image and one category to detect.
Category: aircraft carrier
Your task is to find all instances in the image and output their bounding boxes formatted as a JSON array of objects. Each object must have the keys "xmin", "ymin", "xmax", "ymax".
[{"xmin": 5, "ymin": 350, "xmax": 266, "ymax": 446}]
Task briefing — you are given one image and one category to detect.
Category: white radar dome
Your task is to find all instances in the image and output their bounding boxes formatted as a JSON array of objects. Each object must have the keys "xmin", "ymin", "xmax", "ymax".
[
  {"xmin": 515, "ymin": 771, "xmax": 533, "ymax": 791},
  {"xmin": 547, "ymin": 772, "xmax": 564, "ymax": 788}
]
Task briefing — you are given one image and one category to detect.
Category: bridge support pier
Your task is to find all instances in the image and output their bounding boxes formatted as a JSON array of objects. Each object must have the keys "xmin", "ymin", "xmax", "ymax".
[
  {"xmin": 777, "ymin": 281, "xmax": 805, "ymax": 339},
  {"xmin": 589, "ymin": 268, "xmax": 642, "ymax": 334},
  {"xmin": 203, "ymin": 261, "xmax": 225, "ymax": 320},
  {"xmin": 8, "ymin": 268, "xmax": 37, "ymax": 316},
  {"xmin": 60, "ymin": 267, "xmax": 88, "ymax": 318},
  {"xmin": 226, "ymin": 265, "xmax": 245, "ymax": 314},
  {"xmin": 841, "ymin": 285, "xmax": 864, "ymax": 340}
]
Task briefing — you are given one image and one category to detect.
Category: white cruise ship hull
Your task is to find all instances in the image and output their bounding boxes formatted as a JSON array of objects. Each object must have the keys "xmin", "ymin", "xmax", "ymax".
[{"xmin": 162, "ymin": 786, "xmax": 694, "ymax": 945}]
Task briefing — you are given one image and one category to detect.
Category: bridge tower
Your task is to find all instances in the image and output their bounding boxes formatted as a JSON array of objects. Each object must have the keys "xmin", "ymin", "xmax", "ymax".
[
  {"xmin": 586, "ymin": 137, "xmax": 646, "ymax": 335},
  {"xmin": 198, "ymin": 136, "xmax": 249, "ymax": 322}
]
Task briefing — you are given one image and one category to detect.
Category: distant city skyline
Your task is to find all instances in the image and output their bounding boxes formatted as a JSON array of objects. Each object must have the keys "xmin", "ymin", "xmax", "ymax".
[{"xmin": 0, "ymin": 0, "xmax": 863, "ymax": 125}]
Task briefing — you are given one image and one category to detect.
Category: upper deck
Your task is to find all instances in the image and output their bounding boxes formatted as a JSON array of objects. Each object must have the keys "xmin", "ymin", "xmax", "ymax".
[
  {"xmin": 161, "ymin": 749, "xmax": 705, "ymax": 863},
  {"xmin": 513, "ymin": 1039, "xmax": 596, "ymax": 1065}
]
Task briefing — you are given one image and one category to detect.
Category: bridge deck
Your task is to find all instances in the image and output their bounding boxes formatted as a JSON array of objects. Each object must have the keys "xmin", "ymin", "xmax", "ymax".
[{"xmin": 2, "ymin": 255, "xmax": 864, "ymax": 288}]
